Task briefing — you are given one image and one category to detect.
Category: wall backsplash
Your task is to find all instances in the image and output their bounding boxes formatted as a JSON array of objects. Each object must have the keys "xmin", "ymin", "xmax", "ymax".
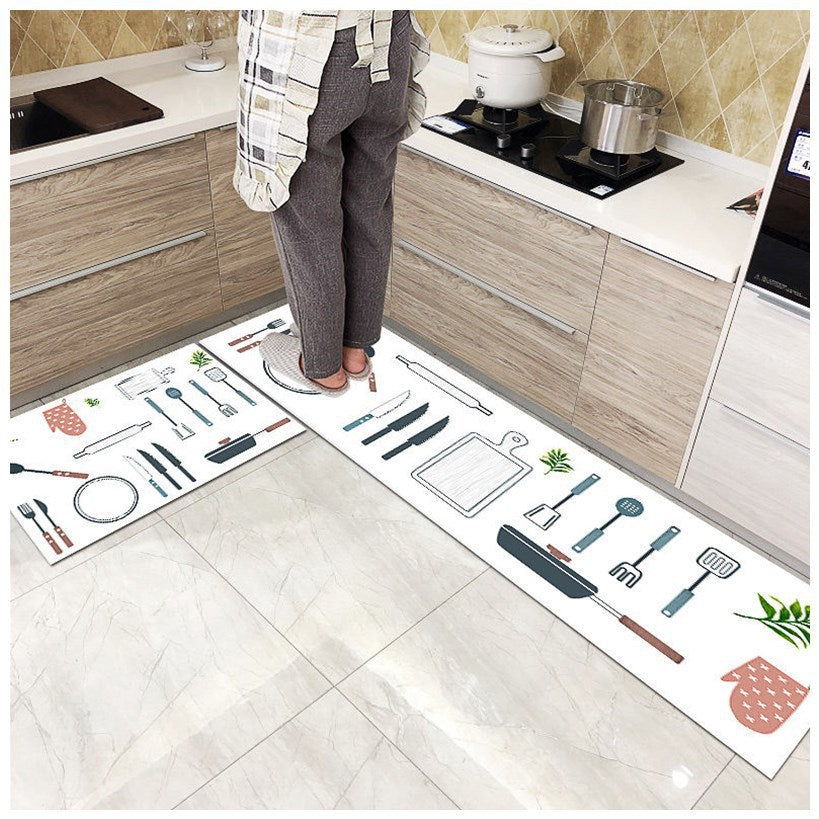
[
  {"xmin": 10, "ymin": 10, "xmax": 238, "ymax": 75},
  {"xmin": 11, "ymin": 9, "xmax": 808, "ymax": 165},
  {"xmin": 416, "ymin": 9, "xmax": 809, "ymax": 165}
]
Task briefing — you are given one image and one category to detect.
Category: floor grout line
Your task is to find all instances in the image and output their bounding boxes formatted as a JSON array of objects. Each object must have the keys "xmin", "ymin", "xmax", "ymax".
[
  {"xmin": 335, "ymin": 686, "xmax": 464, "ymax": 810},
  {"xmin": 689, "ymin": 753, "xmax": 736, "ymax": 809}
]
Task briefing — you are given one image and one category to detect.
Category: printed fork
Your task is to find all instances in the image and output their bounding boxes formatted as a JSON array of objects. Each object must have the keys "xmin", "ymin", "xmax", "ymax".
[{"xmin": 17, "ymin": 502, "xmax": 62, "ymax": 555}]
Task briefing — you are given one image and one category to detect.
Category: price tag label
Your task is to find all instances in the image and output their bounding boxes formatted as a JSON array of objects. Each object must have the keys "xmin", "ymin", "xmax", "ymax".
[{"xmin": 786, "ymin": 129, "xmax": 810, "ymax": 180}]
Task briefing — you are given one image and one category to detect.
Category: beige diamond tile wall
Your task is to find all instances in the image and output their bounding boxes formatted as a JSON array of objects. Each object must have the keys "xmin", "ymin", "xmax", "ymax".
[
  {"xmin": 10, "ymin": 9, "xmax": 810, "ymax": 165},
  {"xmin": 417, "ymin": 8, "xmax": 809, "ymax": 165}
]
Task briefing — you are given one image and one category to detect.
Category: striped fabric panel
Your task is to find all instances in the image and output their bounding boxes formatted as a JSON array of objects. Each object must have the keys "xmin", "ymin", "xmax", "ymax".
[{"xmin": 234, "ymin": 10, "xmax": 430, "ymax": 213}]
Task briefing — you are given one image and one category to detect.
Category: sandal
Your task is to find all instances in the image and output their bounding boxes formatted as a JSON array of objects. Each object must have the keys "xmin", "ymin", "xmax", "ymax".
[
  {"xmin": 258, "ymin": 331, "xmax": 348, "ymax": 395},
  {"xmin": 342, "ymin": 353, "xmax": 372, "ymax": 380}
]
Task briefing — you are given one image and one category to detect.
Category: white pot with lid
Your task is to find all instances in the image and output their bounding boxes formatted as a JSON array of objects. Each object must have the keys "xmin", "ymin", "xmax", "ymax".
[{"xmin": 465, "ymin": 23, "xmax": 565, "ymax": 109}]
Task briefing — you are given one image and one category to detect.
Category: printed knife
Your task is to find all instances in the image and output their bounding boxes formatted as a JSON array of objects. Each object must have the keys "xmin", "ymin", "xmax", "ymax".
[
  {"xmin": 343, "ymin": 390, "xmax": 411, "ymax": 431},
  {"xmin": 382, "ymin": 416, "xmax": 450, "ymax": 461},
  {"xmin": 362, "ymin": 402, "xmax": 429, "ymax": 445},
  {"xmin": 137, "ymin": 447, "xmax": 182, "ymax": 490},
  {"xmin": 152, "ymin": 442, "xmax": 196, "ymax": 483},
  {"xmin": 124, "ymin": 455, "xmax": 168, "ymax": 497}
]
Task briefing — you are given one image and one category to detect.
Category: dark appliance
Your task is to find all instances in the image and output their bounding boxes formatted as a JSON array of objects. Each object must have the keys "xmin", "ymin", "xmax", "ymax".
[
  {"xmin": 745, "ymin": 75, "xmax": 809, "ymax": 308},
  {"xmin": 421, "ymin": 98, "xmax": 684, "ymax": 199}
]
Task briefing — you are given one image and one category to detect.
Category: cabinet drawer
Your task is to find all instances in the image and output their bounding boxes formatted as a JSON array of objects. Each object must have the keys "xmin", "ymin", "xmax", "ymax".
[
  {"xmin": 712, "ymin": 287, "xmax": 809, "ymax": 447},
  {"xmin": 394, "ymin": 147, "xmax": 606, "ymax": 333},
  {"xmin": 573, "ymin": 237, "xmax": 732, "ymax": 482},
  {"xmin": 683, "ymin": 399, "xmax": 809, "ymax": 564},
  {"xmin": 11, "ymin": 135, "xmax": 212, "ymax": 293},
  {"xmin": 11, "ymin": 232, "xmax": 222, "ymax": 396},
  {"xmin": 205, "ymin": 128, "xmax": 284, "ymax": 309},
  {"xmin": 390, "ymin": 241, "xmax": 588, "ymax": 421}
]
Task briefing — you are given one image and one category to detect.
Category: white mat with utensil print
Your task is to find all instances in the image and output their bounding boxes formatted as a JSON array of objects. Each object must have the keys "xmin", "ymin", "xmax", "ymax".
[
  {"xmin": 200, "ymin": 305, "xmax": 810, "ymax": 779},
  {"xmin": 10, "ymin": 343, "xmax": 304, "ymax": 563}
]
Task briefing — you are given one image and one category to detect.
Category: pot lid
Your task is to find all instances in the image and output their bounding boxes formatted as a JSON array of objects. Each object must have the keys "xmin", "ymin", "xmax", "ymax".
[
  {"xmin": 581, "ymin": 79, "xmax": 666, "ymax": 108},
  {"xmin": 467, "ymin": 23, "xmax": 555, "ymax": 55}
]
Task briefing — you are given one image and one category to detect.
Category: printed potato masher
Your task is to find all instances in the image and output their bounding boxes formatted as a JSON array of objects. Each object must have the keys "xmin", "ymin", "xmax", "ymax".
[
  {"xmin": 572, "ymin": 497, "xmax": 644, "ymax": 553},
  {"xmin": 662, "ymin": 547, "xmax": 741, "ymax": 617}
]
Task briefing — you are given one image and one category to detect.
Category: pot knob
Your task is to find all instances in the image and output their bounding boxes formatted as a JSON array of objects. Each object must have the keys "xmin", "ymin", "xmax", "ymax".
[
  {"xmin": 496, "ymin": 132, "xmax": 511, "ymax": 150},
  {"xmin": 474, "ymin": 85, "xmax": 485, "ymax": 99},
  {"xmin": 520, "ymin": 142, "xmax": 536, "ymax": 160}
]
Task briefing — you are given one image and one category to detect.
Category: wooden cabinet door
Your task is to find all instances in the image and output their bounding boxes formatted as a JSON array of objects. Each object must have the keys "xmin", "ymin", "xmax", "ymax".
[
  {"xmin": 11, "ymin": 135, "xmax": 212, "ymax": 294},
  {"xmin": 205, "ymin": 127, "xmax": 284, "ymax": 309},
  {"xmin": 573, "ymin": 238, "xmax": 732, "ymax": 482},
  {"xmin": 390, "ymin": 241, "xmax": 588, "ymax": 421},
  {"xmin": 11, "ymin": 232, "xmax": 222, "ymax": 396},
  {"xmin": 394, "ymin": 147, "xmax": 606, "ymax": 334}
]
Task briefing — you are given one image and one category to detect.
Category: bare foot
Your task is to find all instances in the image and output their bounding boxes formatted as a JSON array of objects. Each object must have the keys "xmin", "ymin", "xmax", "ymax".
[{"xmin": 342, "ymin": 346, "xmax": 367, "ymax": 374}]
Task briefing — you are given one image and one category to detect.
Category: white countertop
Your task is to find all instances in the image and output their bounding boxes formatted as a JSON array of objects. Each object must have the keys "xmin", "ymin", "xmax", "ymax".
[{"xmin": 11, "ymin": 45, "xmax": 765, "ymax": 282}]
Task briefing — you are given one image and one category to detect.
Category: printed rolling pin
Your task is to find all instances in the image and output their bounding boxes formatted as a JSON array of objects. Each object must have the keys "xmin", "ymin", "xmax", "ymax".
[
  {"xmin": 73, "ymin": 422, "xmax": 152, "ymax": 459},
  {"xmin": 396, "ymin": 356, "xmax": 492, "ymax": 415}
]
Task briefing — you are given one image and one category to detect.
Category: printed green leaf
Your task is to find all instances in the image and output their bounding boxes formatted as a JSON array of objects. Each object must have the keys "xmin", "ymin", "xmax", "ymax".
[
  {"xmin": 539, "ymin": 448, "xmax": 574, "ymax": 475},
  {"xmin": 83, "ymin": 397, "xmax": 100, "ymax": 408},
  {"xmin": 189, "ymin": 350, "xmax": 213, "ymax": 370},
  {"xmin": 757, "ymin": 593, "xmax": 776, "ymax": 618},
  {"xmin": 734, "ymin": 594, "xmax": 811, "ymax": 649}
]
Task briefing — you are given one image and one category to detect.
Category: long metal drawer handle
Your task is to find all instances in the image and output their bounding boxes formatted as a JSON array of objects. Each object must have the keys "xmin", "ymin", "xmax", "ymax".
[
  {"xmin": 747, "ymin": 284, "xmax": 810, "ymax": 321},
  {"xmin": 619, "ymin": 238, "xmax": 718, "ymax": 281},
  {"xmin": 11, "ymin": 134, "xmax": 197, "ymax": 185},
  {"xmin": 396, "ymin": 238, "xmax": 578, "ymax": 336},
  {"xmin": 10, "ymin": 230, "xmax": 208, "ymax": 301},
  {"xmin": 717, "ymin": 401, "xmax": 809, "ymax": 454}
]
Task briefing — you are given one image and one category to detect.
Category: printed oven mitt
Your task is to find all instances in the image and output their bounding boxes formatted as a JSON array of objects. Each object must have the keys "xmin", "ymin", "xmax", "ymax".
[
  {"xmin": 43, "ymin": 399, "xmax": 87, "ymax": 436},
  {"xmin": 721, "ymin": 656, "xmax": 808, "ymax": 734}
]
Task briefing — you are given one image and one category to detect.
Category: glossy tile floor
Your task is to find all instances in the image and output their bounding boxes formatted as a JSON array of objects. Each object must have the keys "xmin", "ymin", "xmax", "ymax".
[{"xmin": 10, "ymin": 312, "xmax": 810, "ymax": 809}]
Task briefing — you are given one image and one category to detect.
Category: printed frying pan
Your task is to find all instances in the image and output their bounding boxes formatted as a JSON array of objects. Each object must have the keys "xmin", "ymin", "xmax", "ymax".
[
  {"xmin": 497, "ymin": 524, "xmax": 684, "ymax": 663},
  {"xmin": 204, "ymin": 418, "xmax": 291, "ymax": 464}
]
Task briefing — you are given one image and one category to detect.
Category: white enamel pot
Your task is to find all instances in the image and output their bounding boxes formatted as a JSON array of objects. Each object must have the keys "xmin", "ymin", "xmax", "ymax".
[{"xmin": 466, "ymin": 23, "xmax": 565, "ymax": 109}]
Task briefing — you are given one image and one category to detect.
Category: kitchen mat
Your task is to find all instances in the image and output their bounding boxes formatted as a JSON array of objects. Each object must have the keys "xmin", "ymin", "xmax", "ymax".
[
  {"xmin": 201, "ymin": 306, "xmax": 810, "ymax": 779},
  {"xmin": 10, "ymin": 343, "xmax": 304, "ymax": 564}
]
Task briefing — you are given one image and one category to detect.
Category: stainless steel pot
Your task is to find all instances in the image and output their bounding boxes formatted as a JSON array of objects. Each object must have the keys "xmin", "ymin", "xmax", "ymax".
[{"xmin": 579, "ymin": 79, "xmax": 666, "ymax": 155}]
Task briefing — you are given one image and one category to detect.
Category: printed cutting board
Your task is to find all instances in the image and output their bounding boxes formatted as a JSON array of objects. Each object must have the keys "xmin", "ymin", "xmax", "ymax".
[
  {"xmin": 201, "ymin": 305, "xmax": 811, "ymax": 779},
  {"xmin": 10, "ymin": 344, "xmax": 303, "ymax": 564}
]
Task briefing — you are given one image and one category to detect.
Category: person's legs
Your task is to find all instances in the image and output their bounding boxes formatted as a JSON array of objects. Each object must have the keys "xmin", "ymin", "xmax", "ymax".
[
  {"xmin": 339, "ymin": 11, "xmax": 412, "ymax": 374},
  {"xmin": 269, "ymin": 29, "xmax": 369, "ymax": 383}
]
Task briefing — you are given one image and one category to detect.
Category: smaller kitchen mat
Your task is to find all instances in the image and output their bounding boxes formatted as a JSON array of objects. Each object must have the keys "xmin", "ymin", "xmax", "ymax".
[
  {"xmin": 10, "ymin": 343, "xmax": 304, "ymax": 564},
  {"xmin": 201, "ymin": 306, "xmax": 810, "ymax": 779}
]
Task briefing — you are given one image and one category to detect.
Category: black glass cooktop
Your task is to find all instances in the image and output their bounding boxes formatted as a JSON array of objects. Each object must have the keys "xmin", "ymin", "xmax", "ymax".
[{"xmin": 422, "ymin": 99, "xmax": 684, "ymax": 199}]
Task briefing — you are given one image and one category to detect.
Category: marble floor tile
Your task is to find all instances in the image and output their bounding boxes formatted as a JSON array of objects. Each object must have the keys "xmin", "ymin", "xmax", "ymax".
[
  {"xmin": 179, "ymin": 689, "xmax": 456, "ymax": 809},
  {"xmin": 340, "ymin": 568, "xmax": 734, "ymax": 810},
  {"xmin": 10, "ymin": 510, "xmax": 162, "ymax": 601},
  {"xmin": 166, "ymin": 436, "xmax": 486, "ymax": 683},
  {"xmin": 10, "ymin": 520, "xmax": 329, "ymax": 810},
  {"xmin": 694, "ymin": 735, "xmax": 809, "ymax": 810}
]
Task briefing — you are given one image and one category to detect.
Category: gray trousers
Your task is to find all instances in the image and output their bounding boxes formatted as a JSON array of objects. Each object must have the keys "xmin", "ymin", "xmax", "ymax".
[{"xmin": 270, "ymin": 11, "xmax": 412, "ymax": 378}]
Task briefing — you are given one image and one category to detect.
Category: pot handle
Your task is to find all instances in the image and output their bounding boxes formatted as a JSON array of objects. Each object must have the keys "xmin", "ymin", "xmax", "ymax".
[
  {"xmin": 534, "ymin": 44, "xmax": 565, "ymax": 63},
  {"xmin": 637, "ymin": 108, "xmax": 667, "ymax": 120}
]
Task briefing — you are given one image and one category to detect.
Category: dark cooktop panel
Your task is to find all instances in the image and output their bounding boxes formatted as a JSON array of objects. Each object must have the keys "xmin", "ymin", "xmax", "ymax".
[{"xmin": 422, "ymin": 99, "xmax": 684, "ymax": 199}]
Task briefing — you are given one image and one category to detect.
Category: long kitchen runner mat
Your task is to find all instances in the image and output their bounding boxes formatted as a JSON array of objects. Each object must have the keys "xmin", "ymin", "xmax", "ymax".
[
  {"xmin": 201, "ymin": 305, "xmax": 810, "ymax": 779},
  {"xmin": 10, "ymin": 343, "xmax": 304, "ymax": 564}
]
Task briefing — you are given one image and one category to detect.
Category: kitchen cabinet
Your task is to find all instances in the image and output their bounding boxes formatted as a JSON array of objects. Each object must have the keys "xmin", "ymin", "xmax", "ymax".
[
  {"xmin": 205, "ymin": 126, "xmax": 284, "ymax": 309},
  {"xmin": 10, "ymin": 135, "xmax": 212, "ymax": 294},
  {"xmin": 11, "ymin": 231, "xmax": 222, "ymax": 395},
  {"xmin": 710, "ymin": 287, "xmax": 809, "ymax": 447},
  {"xmin": 683, "ymin": 399, "xmax": 809, "ymax": 565},
  {"xmin": 390, "ymin": 240, "xmax": 588, "ymax": 421},
  {"xmin": 394, "ymin": 147, "xmax": 606, "ymax": 334},
  {"xmin": 572, "ymin": 238, "xmax": 732, "ymax": 482}
]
